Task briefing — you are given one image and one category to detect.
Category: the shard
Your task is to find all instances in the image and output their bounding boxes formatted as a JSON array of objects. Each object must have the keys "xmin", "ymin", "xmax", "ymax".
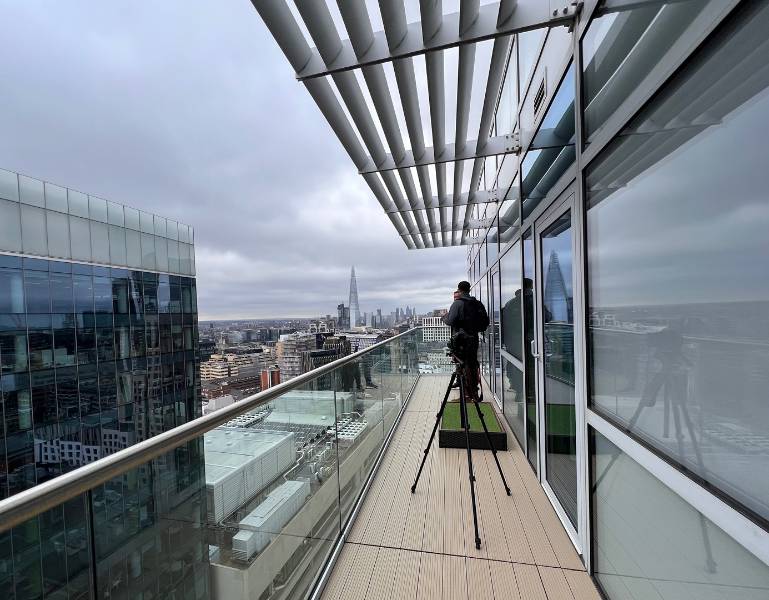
[{"xmin": 348, "ymin": 265, "xmax": 360, "ymax": 328}]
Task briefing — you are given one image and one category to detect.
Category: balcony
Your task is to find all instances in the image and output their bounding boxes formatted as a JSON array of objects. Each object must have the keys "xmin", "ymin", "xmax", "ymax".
[
  {"xmin": 322, "ymin": 374, "xmax": 600, "ymax": 600},
  {"xmin": 0, "ymin": 328, "xmax": 602, "ymax": 599}
]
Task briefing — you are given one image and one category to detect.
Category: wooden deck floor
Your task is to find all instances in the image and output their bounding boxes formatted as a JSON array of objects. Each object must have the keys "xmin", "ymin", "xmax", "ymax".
[{"xmin": 321, "ymin": 374, "xmax": 602, "ymax": 600}]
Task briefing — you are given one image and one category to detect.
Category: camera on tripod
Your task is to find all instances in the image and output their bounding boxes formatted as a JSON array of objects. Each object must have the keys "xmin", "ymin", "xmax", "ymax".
[{"xmin": 446, "ymin": 330, "xmax": 473, "ymax": 363}]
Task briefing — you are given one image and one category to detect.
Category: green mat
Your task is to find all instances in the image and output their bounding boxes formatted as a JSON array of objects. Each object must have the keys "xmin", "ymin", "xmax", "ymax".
[{"xmin": 441, "ymin": 402, "xmax": 502, "ymax": 433}]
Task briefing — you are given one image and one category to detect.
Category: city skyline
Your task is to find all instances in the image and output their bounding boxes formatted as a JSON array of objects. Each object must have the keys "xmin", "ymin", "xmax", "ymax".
[{"xmin": 0, "ymin": 1, "xmax": 465, "ymax": 322}]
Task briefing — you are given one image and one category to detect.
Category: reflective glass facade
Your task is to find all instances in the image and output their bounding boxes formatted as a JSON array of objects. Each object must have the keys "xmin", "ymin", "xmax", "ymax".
[
  {"xmin": 0, "ymin": 170, "xmax": 205, "ymax": 598},
  {"xmin": 467, "ymin": 2, "xmax": 769, "ymax": 599}
]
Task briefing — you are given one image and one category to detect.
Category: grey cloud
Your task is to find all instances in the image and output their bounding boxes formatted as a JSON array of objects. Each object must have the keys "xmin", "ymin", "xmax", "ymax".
[{"xmin": 0, "ymin": 1, "xmax": 466, "ymax": 319}]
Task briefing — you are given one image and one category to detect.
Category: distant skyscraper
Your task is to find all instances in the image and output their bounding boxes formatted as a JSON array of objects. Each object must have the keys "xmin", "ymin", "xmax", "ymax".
[
  {"xmin": 544, "ymin": 250, "xmax": 571, "ymax": 322},
  {"xmin": 348, "ymin": 266, "xmax": 360, "ymax": 328}
]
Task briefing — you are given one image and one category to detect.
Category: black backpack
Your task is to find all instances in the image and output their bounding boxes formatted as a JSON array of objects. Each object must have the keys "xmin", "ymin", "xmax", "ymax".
[{"xmin": 459, "ymin": 296, "xmax": 490, "ymax": 334}]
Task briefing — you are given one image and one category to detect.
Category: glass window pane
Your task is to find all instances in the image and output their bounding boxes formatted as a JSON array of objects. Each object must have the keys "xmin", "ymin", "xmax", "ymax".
[
  {"xmin": 0, "ymin": 198, "xmax": 22, "ymax": 252},
  {"xmin": 90, "ymin": 221, "xmax": 110, "ymax": 264},
  {"xmin": 518, "ymin": 29, "xmax": 546, "ymax": 94},
  {"xmin": 501, "ymin": 356, "xmax": 525, "ymax": 446},
  {"xmin": 166, "ymin": 220, "xmax": 178, "ymax": 241},
  {"xmin": 25, "ymin": 271, "xmax": 51, "ymax": 313},
  {"xmin": 153, "ymin": 215, "xmax": 166, "ymax": 237},
  {"xmin": 592, "ymin": 429, "xmax": 769, "ymax": 600},
  {"xmin": 179, "ymin": 224, "xmax": 190, "ymax": 244},
  {"xmin": 167, "ymin": 240, "xmax": 180, "ymax": 273},
  {"xmin": 586, "ymin": 2, "xmax": 769, "ymax": 523},
  {"xmin": 497, "ymin": 42, "xmax": 518, "ymax": 135},
  {"xmin": 542, "ymin": 211, "xmax": 576, "ymax": 527},
  {"xmin": 21, "ymin": 205, "xmax": 48, "ymax": 256},
  {"xmin": 50, "ymin": 273, "xmax": 74, "ymax": 314},
  {"xmin": 522, "ymin": 67, "xmax": 576, "ymax": 220},
  {"xmin": 67, "ymin": 190, "xmax": 89, "ymax": 218},
  {"xmin": 107, "ymin": 201, "xmax": 124, "ymax": 226},
  {"xmin": 500, "ymin": 241, "xmax": 523, "ymax": 359},
  {"xmin": 125, "ymin": 229, "xmax": 142, "ymax": 269},
  {"xmin": 124, "ymin": 207, "xmax": 140, "ymax": 231},
  {"xmin": 88, "ymin": 196, "xmax": 108, "ymax": 223},
  {"xmin": 44, "ymin": 183, "xmax": 68, "ymax": 213},
  {"xmin": 18, "ymin": 175, "xmax": 44, "ymax": 207},
  {"xmin": 582, "ymin": 0, "xmax": 718, "ymax": 144},
  {"xmin": 69, "ymin": 216, "xmax": 91, "ymax": 262},
  {"xmin": 140, "ymin": 233, "xmax": 156, "ymax": 270},
  {"xmin": 0, "ymin": 168, "xmax": 19, "ymax": 202},
  {"xmin": 0, "ymin": 269, "xmax": 25, "ymax": 313},
  {"xmin": 154, "ymin": 236, "xmax": 168, "ymax": 272},
  {"xmin": 109, "ymin": 225, "xmax": 127, "ymax": 266},
  {"xmin": 140, "ymin": 211, "xmax": 154, "ymax": 234},
  {"xmin": 46, "ymin": 210, "xmax": 71, "ymax": 259}
]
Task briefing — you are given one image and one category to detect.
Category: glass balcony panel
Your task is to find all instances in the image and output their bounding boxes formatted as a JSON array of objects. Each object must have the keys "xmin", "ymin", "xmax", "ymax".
[
  {"xmin": 21, "ymin": 204, "xmax": 48, "ymax": 256},
  {"xmin": 0, "ymin": 199, "xmax": 22, "ymax": 253},
  {"xmin": 44, "ymin": 182, "xmax": 68, "ymax": 213},
  {"xmin": 0, "ymin": 332, "xmax": 419, "ymax": 599},
  {"xmin": 67, "ymin": 190, "xmax": 89, "ymax": 218},
  {"xmin": 19, "ymin": 175, "xmax": 45, "ymax": 207},
  {"xmin": 0, "ymin": 168, "xmax": 19, "ymax": 202}
]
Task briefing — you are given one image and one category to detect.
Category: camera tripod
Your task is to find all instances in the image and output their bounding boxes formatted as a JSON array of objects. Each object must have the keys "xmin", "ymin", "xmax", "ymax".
[{"xmin": 411, "ymin": 353, "xmax": 511, "ymax": 549}]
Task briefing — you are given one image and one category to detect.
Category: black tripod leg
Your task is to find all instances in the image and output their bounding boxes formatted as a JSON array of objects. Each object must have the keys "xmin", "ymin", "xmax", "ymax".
[
  {"xmin": 460, "ymin": 374, "xmax": 482, "ymax": 549},
  {"xmin": 412, "ymin": 372, "xmax": 456, "ymax": 493},
  {"xmin": 471, "ymin": 400, "xmax": 511, "ymax": 496}
]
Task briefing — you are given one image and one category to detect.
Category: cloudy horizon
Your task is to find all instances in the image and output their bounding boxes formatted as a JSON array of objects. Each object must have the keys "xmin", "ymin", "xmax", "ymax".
[{"xmin": 0, "ymin": 1, "xmax": 467, "ymax": 320}]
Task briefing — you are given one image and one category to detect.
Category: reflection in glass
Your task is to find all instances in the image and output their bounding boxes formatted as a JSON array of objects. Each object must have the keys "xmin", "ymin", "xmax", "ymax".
[
  {"xmin": 541, "ymin": 210, "xmax": 576, "ymax": 527},
  {"xmin": 582, "ymin": 0, "xmax": 712, "ymax": 144},
  {"xmin": 0, "ymin": 199, "xmax": 22, "ymax": 252},
  {"xmin": 592, "ymin": 429, "xmax": 769, "ymax": 600},
  {"xmin": 522, "ymin": 67, "xmax": 576, "ymax": 220},
  {"xmin": 587, "ymin": 1, "xmax": 769, "ymax": 523}
]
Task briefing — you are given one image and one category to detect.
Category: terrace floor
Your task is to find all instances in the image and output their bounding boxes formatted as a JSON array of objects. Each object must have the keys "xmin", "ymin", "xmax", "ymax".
[{"xmin": 321, "ymin": 374, "xmax": 602, "ymax": 599}]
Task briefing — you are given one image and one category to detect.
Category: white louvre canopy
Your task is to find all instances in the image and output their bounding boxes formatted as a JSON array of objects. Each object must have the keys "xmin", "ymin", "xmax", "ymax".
[{"xmin": 252, "ymin": 0, "xmax": 579, "ymax": 248}]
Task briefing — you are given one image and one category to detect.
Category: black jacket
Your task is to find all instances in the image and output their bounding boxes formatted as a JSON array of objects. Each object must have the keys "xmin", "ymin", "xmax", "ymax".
[{"xmin": 443, "ymin": 293, "xmax": 484, "ymax": 336}]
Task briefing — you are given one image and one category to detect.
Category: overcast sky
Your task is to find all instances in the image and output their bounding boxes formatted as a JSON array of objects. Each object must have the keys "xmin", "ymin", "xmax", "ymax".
[{"xmin": 0, "ymin": 1, "xmax": 467, "ymax": 320}]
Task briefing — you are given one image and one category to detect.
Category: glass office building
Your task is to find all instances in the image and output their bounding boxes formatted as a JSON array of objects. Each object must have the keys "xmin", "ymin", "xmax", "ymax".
[{"xmin": 0, "ymin": 169, "xmax": 207, "ymax": 599}]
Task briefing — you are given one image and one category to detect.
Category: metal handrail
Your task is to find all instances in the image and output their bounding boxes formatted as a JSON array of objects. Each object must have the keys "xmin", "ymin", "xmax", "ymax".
[{"xmin": 0, "ymin": 327, "xmax": 422, "ymax": 532}]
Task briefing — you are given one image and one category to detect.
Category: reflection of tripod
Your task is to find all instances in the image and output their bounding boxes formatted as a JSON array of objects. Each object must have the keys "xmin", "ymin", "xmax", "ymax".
[
  {"xmin": 593, "ymin": 346, "xmax": 717, "ymax": 573},
  {"xmin": 411, "ymin": 352, "xmax": 511, "ymax": 549}
]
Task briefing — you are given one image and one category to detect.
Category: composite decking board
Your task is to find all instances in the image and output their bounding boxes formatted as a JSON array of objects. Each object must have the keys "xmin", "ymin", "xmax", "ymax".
[
  {"xmin": 506, "ymin": 438, "xmax": 585, "ymax": 570},
  {"xmin": 513, "ymin": 563, "xmax": 549, "ymax": 600},
  {"xmin": 481, "ymin": 449, "xmax": 537, "ymax": 564},
  {"xmin": 356, "ymin": 410, "xmax": 423, "ymax": 545},
  {"xmin": 488, "ymin": 559, "xmax": 522, "ymax": 600},
  {"xmin": 321, "ymin": 375, "xmax": 601, "ymax": 600},
  {"xmin": 416, "ymin": 552, "xmax": 443, "ymax": 599},
  {"xmin": 373, "ymin": 411, "xmax": 429, "ymax": 546},
  {"xmin": 363, "ymin": 546, "xmax": 398, "ymax": 599},
  {"xmin": 391, "ymin": 548, "xmax": 422, "ymax": 599},
  {"xmin": 322, "ymin": 543, "xmax": 358, "ymax": 599},
  {"xmin": 442, "ymin": 554, "xmax": 468, "ymax": 600},
  {"xmin": 539, "ymin": 564, "xmax": 576, "ymax": 599},
  {"xmin": 466, "ymin": 557, "xmax": 495, "ymax": 600}
]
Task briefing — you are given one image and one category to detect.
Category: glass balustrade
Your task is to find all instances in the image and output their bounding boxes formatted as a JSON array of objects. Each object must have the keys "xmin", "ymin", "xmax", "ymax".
[{"xmin": 0, "ymin": 328, "xmax": 423, "ymax": 600}]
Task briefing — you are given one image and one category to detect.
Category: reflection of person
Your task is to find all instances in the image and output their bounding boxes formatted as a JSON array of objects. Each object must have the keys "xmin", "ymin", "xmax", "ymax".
[
  {"xmin": 444, "ymin": 281, "xmax": 489, "ymax": 401},
  {"xmin": 641, "ymin": 323, "xmax": 690, "ymax": 407}
]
